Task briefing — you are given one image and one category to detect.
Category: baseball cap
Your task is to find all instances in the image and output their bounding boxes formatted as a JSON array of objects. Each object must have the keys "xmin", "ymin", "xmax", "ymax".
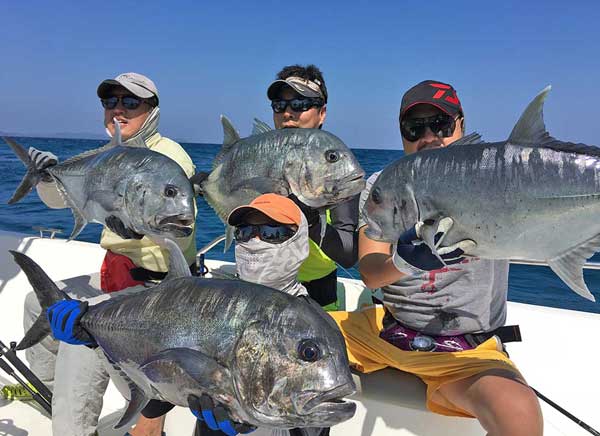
[
  {"xmin": 97, "ymin": 72, "xmax": 159, "ymax": 104},
  {"xmin": 267, "ymin": 76, "xmax": 326, "ymax": 101},
  {"xmin": 400, "ymin": 80, "xmax": 462, "ymax": 120},
  {"xmin": 227, "ymin": 193, "xmax": 302, "ymax": 226}
]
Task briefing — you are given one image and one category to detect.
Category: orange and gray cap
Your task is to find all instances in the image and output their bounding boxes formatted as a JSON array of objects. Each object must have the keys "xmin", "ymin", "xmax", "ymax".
[
  {"xmin": 267, "ymin": 76, "xmax": 326, "ymax": 102},
  {"xmin": 400, "ymin": 80, "xmax": 462, "ymax": 120},
  {"xmin": 97, "ymin": 72, "xmax": 159, "ymax": 105},
  {"xmin": 227, "ymin": 193, "xmax": 302, "ymax": 226}
]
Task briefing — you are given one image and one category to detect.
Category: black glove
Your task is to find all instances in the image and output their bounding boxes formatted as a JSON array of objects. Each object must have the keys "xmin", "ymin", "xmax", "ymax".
[
  {"xmin": 288, "ymin": 194, "xmax": 320, "ymax": 227},
  {"xmin": 105, "ymin": 215, "xmax": 144, "ymax": 240},
  {"xmin": 188, "ymin": 394, "xmax": 256, "ymax": 436}
]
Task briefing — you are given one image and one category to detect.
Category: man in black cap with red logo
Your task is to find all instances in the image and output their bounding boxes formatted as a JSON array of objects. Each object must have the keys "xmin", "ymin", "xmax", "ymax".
[{"xmin": 354, "ymin": 80, "xmax": 543, "ymax": 435}]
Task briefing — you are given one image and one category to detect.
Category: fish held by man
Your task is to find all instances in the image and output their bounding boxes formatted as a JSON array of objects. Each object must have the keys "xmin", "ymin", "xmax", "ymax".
[
  {"xmin": 11, "ymin": 250, "xmax": 356, "ymax": 429},
  {"xmin": 3, "ymin": 121, "xmax": 195, "ymax": 241},
  {"xmin": 364, "ymin": 86, "xmax": 600, "ymax": 301},
  {"xmin": 193, "ymin": 116, "xmax": 366, "ymax": 248}
]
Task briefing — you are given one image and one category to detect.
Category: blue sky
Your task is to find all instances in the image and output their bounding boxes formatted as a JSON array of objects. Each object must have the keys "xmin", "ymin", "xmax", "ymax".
[{"xmin": 1, "ymin": 0, "xmax": 599, "ymax": 149}]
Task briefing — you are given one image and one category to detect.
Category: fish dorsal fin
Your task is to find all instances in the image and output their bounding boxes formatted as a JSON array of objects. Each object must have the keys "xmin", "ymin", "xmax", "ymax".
[
  {"xmin": 447, "ymin": 132, "xmax": 483, "ymax": 147},
  {"xmin": 148, "ymin": 238, "xmax": 191, "ymax": 280},
  {"xmin": 221, "ymin": 115, "xmax": 241, "ymax": 150},
  {"xmin": 60, "ymin": 119, "xmax": 125, "ymax": 166},
  {"xmin": 546, "ymin": 234, "xmax": 600, "ymax": 301},
  {"xmin": 252, "ymin": 118, "xmax": 273, "ymax": 136},
  {"xmin": 507, "ymin": 86, "xmax": 552, "ymax": 145}
]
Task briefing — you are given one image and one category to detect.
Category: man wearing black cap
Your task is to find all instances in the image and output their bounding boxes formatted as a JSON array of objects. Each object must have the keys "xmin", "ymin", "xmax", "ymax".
[
  {"xmin": 354, "ymin": 81, "xmax": 543, "ymax": 435},
  {"xmin": 266, "ymin": 65, "xmax": 359, "ymax": 311}
]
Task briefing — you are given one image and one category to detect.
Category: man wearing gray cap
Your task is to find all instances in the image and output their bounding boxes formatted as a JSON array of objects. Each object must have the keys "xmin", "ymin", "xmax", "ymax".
[
  {"xmin": 266, "ymin": 64, "xmax": 360, "ymax": 313},
  {"xmin": 23, "ymin": 72, "xmax": 197, "ymax": 436}
]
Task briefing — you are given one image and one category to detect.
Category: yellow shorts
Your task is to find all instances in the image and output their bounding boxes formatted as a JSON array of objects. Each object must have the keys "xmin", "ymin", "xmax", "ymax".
[{"xmin": 328, "ymin": 307, "xmax": 523, "ymax": 417}]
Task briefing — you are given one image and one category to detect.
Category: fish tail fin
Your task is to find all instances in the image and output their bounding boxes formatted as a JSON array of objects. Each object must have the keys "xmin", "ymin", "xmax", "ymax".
[
  {"xmin": 9, "ymin": 250, "xmax": 69, "ymax": 350},
  {"xmin": 3, "ymin": 137, "xmax": 42, "ymax": 204},
  {"xmin": 190, "ymin": 171, "xmax": 210, "ymax": 196},
  {"xmin": 224, "ymin": 225, "xmax": 234, "ymax": 252}
]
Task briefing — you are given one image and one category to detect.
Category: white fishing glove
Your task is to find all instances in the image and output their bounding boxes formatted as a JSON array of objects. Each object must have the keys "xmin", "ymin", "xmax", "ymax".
[
  {"xmin": 28, "ymin": 147, "xmax": 58, "ymax": 171},
  {"xmin": 392, "ymin": 217, "xmax": 476, "ymax": 272}
]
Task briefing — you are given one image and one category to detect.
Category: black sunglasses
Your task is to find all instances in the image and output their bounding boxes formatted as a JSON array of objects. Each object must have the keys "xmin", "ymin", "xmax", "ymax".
[
  {"xmin": 271, "ymin": 97, "xmax": 324, "ymax": 114},
  {"xmin": 101, "ymin": 95, "xmax": 146, "ymax": 110},
  {"xmin": 234, "ymin": 224, "xmax": 297, "ymax": 244},
  {"xmin": 400, "ymin": 114, "xmax": 457, "ymax": 142}
]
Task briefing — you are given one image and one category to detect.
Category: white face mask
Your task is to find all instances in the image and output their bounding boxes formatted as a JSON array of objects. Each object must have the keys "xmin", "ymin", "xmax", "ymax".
[{"xmin": 235, "ymin": 215, "xmax": 309, "ymax": 297}]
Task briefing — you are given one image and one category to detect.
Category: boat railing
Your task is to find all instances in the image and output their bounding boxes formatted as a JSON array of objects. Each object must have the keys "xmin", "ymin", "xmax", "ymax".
[{"xmin": 195, "ymin": 234, "xmax": 600, "ymax": 275}]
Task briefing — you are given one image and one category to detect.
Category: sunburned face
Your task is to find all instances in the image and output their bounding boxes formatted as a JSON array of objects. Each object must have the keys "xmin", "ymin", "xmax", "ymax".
[
  {"xmin": 272, "ymin": 88, "xmax": 327, "ymax": 129},
  {"xmin": 401, "ymin": 104, "xmax": 463, "ymax": 155},
  {"xmin": 103, "ymin": 87, "xmax": 153, "ymax": 141}
]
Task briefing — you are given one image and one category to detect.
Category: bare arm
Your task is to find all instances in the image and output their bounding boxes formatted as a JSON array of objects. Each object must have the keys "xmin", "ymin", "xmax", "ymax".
[{"xmin": 358, "ymin": 226, "xmax": 407, "ymax": 289}]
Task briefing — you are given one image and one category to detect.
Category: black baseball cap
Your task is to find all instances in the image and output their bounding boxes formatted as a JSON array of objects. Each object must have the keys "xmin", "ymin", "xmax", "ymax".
[{"xmin": 400, "ymin": 80, "xmax": 463, "ymax": 120}]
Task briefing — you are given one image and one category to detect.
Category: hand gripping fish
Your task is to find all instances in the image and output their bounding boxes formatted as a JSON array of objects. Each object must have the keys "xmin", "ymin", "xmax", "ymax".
[
  {"xmin": 3, "ymin": 121, "xmax": 195, "ymax": 241},
  {"xmin": 364, "ymin": 86, "xmax": 600, "ymax": 301}
]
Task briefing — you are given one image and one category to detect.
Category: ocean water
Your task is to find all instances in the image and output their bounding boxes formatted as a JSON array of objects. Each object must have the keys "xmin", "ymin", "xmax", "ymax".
[{"xmin": 1, "ymin": 137, "xmax": 599, "ymax": 314}]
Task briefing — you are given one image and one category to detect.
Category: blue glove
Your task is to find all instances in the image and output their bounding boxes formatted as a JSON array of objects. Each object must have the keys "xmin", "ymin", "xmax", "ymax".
[
  {"xmin": 393, "ymin": 218, "xmax": 476, "ymax": 271},
  {"xmin": 188, "ymin": 394, "xmax": 255, "ymax": 436},
  {"xmin": 46, "ymin": 300, "xmax": 97, "ymax": 346}
]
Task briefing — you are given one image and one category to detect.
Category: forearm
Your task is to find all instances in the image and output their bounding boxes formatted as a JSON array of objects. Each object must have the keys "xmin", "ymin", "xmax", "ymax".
[{"xmin": 358, "ymin": 253, "xmax": 408, "ymax": 289}]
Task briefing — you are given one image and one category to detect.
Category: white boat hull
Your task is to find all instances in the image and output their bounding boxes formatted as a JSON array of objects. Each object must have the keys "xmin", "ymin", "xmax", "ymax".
[{"xmin": 0, "ymin": 231, "xmax": 598, "ymax": 435}]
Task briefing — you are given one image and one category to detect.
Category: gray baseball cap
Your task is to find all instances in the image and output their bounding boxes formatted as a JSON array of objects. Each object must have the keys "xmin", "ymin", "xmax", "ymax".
[
  {"xmin": 97, "ymin": 72, "xmax": 159, "ymax": 105},
  {"xmin": 267, "ymin": 76, "xmax": 325, "ymax": 101}
]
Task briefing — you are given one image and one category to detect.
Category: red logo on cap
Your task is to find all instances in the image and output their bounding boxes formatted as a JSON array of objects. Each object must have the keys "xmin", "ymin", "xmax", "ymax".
[{"xmin": 429, "ymin": 83, "xmax": 460, "ymax": 106}]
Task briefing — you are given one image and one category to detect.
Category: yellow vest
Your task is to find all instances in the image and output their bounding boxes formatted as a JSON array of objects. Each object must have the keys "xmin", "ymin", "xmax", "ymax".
[
  {"xmin": 297, "ymin": 210, "xmax": 337, "ymax": 282},
  {"xmin": 100, "ymin": 133, "xmax": 197, "ymax": 272}
]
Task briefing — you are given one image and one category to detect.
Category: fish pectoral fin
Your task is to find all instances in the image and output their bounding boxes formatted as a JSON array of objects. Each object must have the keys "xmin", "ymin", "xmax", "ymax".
[
  {"xmin": 140, "ymin": 348, "xmax": 230, "ymax": 394},
  {"xmin": 547, "ymin": 234, "xmax": 600, "ymax": 301},
  {"xmin": 115, "ymin": 383, "xmax": 149, "ymax": 428}
]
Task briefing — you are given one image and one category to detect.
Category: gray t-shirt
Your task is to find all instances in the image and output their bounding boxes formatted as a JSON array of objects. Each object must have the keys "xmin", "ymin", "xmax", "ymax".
[{"xmin": 360, "ymin": 171, "xmax": 509, "ymax": 336}]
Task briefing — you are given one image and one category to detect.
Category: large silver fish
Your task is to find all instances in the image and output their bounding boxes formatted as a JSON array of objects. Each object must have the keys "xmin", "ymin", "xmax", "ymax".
[
  {"xmin": 4, "ymin": 122, "xmax": 195, "ymax": 241},
  {"xmin": 12, "ymin": 250, "xmax": 356, "ymax": 429},
  {"xmin": 194, "ymin": 117, "xmax": 365, "ymax": 247},
  {"xmin": 363, "ymin": 86, "xmax": 600, "ymax": 301}
]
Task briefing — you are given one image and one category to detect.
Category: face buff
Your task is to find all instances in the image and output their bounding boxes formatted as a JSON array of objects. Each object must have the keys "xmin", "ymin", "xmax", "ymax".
[{"xmin": 235, "ymin": 215, "xmax": 309, "ymax": 297}]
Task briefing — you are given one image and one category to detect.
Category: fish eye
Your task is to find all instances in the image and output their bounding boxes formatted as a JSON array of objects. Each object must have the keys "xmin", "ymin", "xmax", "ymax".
[
  {"xmin": 325, "ymin": 150, "xmax": 339, "ymax": 163},
  {"xmin": 164, "ymin": 185, "xmax": 178, "ymax": 197},
  {"xmin": 371, "ymin": 187, "xmax": 382, "ymax": 204},
  {"xmin": 298, "ymin": 339, "xmax": 321, "ymax": 362}
]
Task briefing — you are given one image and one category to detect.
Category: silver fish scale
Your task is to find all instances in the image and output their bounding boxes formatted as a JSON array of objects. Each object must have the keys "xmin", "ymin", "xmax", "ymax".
[
  {"xmin": 77, "ymin": 277, "xmax": 356, "ymax": 427},
  {"xmin": 391, "ymin": 141, "xmax": 600, "ymax": 260}
]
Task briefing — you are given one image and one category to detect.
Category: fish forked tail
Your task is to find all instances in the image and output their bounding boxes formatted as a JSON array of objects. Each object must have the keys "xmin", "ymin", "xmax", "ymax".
[
  {"xmin": 2, "ymin": 137, "xmax": 43, "ymax": 204},
  {"xmin": 190, "ymin": 171, "xmax": 209, "ymax": 196},
  {"xmin": 9, "ymin": 250, "xmax": 70, "ymax": 350}
]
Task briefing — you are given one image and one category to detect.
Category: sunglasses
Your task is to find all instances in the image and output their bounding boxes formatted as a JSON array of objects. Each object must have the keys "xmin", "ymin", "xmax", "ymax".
[
  {"xmin": 101, "ymin": 95, "xmax": 146, "ymax": 110},
  {"xmin": 400, "ymin": 114, "xmax": 457, "ymax": 142},
  {"xmin": 271, "ymin": 98, "xmax": 324, "ymax": 113},
  {"xmin": 234, "ymin": 224, "xmax": 297, "ymax": 244}
]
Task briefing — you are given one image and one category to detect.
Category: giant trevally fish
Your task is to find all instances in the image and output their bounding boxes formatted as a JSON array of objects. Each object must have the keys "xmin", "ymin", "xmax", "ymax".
[
  {"xmin": 194, "ymin": 117, "xmax": 365, "ymax": 247},
  {"xmin": 363, "ymin": 86, "xmax": 600, "ymax": 301},
  {"xmin": 3, "ymin": 121, "xmax": 195, "ymax": 241},
  {"xmin": 12, "ymin": 250, "xmax": 356, "ymax": 429}
]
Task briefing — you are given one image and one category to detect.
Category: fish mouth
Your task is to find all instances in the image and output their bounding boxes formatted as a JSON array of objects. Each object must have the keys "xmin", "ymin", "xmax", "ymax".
[
  {"xmin": 324, "ymin": 172, "xmax": 366, "ymax": 200},
  {"xmin": 363, "ymin": 217, "xmax": 386, "ymax": 241},
  {"xmin": 296, "ymin": 382, "xmax": 356, "ymax": 419},
  {"xmin": 155, "ymin": 214, "xmax": 194, "ymax": 237}
]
